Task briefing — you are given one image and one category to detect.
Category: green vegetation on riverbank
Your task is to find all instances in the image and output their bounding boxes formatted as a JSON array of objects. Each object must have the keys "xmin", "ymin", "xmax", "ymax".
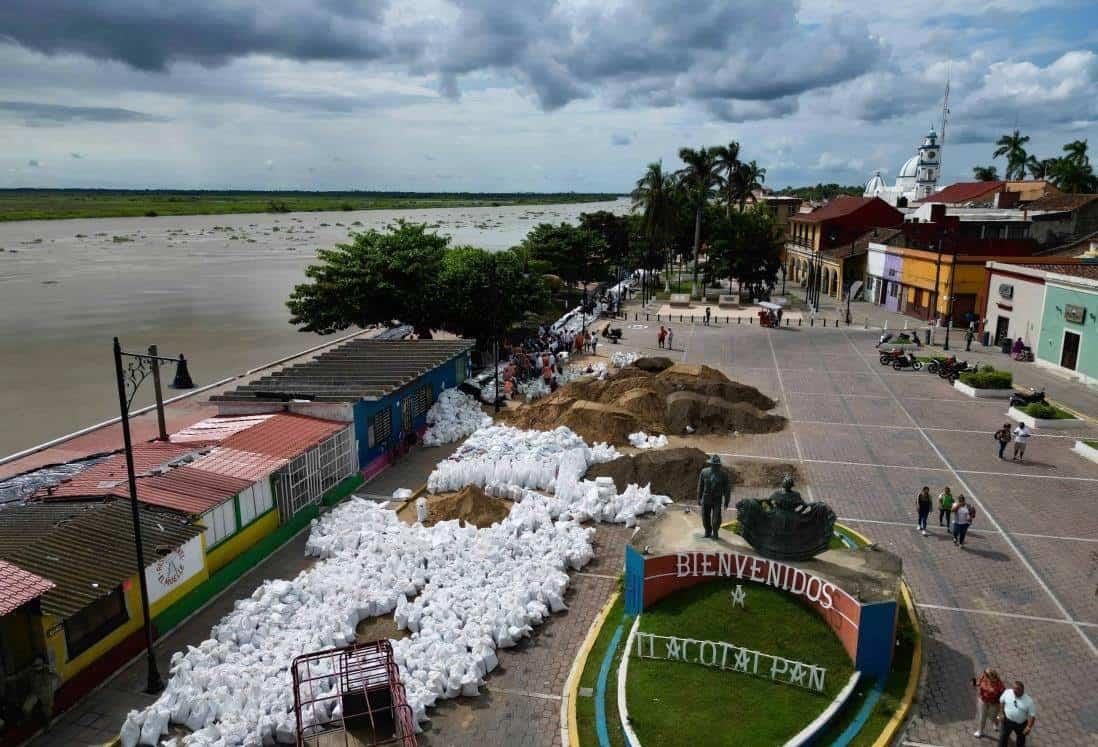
[{"xmin": 0, "ymin": 189, "xmax": 622, "ymax": 222}]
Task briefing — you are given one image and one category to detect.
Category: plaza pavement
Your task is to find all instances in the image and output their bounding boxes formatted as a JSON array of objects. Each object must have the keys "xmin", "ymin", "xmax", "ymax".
[{"xmin": 28, "ymin": 314, "xmax": 1098, "ymax": 746}]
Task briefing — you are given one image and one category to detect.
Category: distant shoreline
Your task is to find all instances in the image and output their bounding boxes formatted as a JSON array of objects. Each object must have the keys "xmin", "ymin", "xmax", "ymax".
[{"xmin": 0, "ymin": 189, "xmax": 624, "ymax": 222}]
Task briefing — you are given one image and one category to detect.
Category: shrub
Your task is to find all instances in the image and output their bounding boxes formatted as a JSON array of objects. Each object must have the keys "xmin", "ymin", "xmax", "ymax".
[
  {"xmin": 144, "ymin": 210, "xmax": 158, "ymax": 217},
  {"xmin": 1022, "ymin": 402, "xmax": 1071, "ymax": 420},
  {"xmin": 958, "ymin": 368, "xmax": 1012, "ymax": 389}
]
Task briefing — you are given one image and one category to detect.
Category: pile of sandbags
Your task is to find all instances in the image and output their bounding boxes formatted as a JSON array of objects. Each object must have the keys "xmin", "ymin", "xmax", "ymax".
[
  {"xmin": 611, "ymin": 351, "xmax": 639, "ymax": 368},
  {"xmin": 628, "ymin": 432, "xmax": 669, "ymax": 450},
  {"xmin": 422, "ymin": 388, "xmax": 492, "ymax": 446}
]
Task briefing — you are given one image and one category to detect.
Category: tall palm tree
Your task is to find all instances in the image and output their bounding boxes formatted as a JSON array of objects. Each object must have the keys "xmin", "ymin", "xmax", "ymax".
[
  {"xmin": 676, "ymin": 146, "xmax": 720, "ymax": 297},
  {"xmin": 1062, "ymin": 139, "xmax": 1090, "ymax": 166},
  {"xmin": 631, "ymin": 161, "xmax": 676, "ymax": 291},
  {"xmin": 993, "ymin": 130, "xmax": 1030, "ymax": 180},
  {"xmin": 1050, "ymin": 156, "xmax": 1097, "ymax": 194},
  {"xmin": 1025, "ymin": 156, "xmax": 1057, "ymax": 180},
  {"xmin": 972, "ymin": 165, "xmax": 999, "ymax": 181},
  {"xmin": 713, "ymin": 141, "xmax": 741, "ymax": 217},
  {"xmin": 733, "ymin": 160, "xmax": 767, "ymax": 211}
]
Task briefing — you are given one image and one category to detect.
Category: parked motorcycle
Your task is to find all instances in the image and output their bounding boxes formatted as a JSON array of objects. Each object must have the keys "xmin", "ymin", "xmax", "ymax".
[
  {"xmin": 925, "ymin": 355, "xmax": 955, "ymax": 375},
  {"xmin": 1009, "ymin": 387, "xmax": 1046, "ymax": 408},
  {"xmin": 892, "ymin": 352, "xmax": 923, "ymax": 371},
  {"xmin": 879, "ymin": 347, "xmax": 905, "ymax": 365},
  {"xmin": 876, "ymin": 332, "xmax": 893, "ymax": 349},
  {"xmin": 938, "ymin": 360, "xmax": 972, "ymax": 382}
]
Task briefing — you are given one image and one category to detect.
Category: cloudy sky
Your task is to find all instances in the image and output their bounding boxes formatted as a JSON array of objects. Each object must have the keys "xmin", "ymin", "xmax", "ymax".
[{"xmin": 1, "ymin": 0, "xmax": 1096, "ymax": 192}]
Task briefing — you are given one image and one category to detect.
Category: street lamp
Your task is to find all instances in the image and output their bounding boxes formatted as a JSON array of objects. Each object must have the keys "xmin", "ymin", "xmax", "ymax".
[{"xmin": 112, "ymin": 338, "xmax": 195, "ymax": 694}]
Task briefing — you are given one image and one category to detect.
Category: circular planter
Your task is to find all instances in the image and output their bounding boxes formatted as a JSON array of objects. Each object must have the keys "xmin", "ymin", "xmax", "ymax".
[
  {"xmin": 1006, "ymin": 405, "xmax": 1084, "ymax": 430},
  {"xmin": 953, "ymin": 381, "xmax": 1014, "ymax": 399},
  {"xmin": 1072, "ymin": 440, "xmax": 1098, "ymax": 464}
]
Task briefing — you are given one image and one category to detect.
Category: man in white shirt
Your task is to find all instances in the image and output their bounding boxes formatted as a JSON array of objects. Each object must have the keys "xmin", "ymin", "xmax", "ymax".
[
  {"xmin": 998, "ymin": 680, "xmax": 1036, "ymax": 746},
  {"xmin": 1011, "ymin": 424, "xmax": 1031, "ymax": 462}
]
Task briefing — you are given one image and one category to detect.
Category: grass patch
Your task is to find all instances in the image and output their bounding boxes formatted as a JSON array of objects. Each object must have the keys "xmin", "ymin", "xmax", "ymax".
[
  {"xmin": 628, "ymin": 580, "xmax": 854, "ymax": 746},
  {"xmin": 1083, "ymin": 439, "xmax": 1098, "ymax": 449},
  {"xmin": 958, "ymin": 367, "xmax": 1012, "ymax": 389},
  {"xmin": 815, "ymin": 597, "xmax": 918, "ymax": 746},
  {"xmin": 0, "ymin": 189, "xmax": 620, "ymax": 222},
  {"xmin": 575, "ymin": 595, "xmax": 630, "ymax": 747},
  {"xmin": 1021, "ymin": 402, "xmax": 1076, "ymax": 420}
]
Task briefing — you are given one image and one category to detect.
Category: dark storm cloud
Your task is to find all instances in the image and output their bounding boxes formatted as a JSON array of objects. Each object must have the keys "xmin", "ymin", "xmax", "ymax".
[
  {"xmin": 0, "ymin": 0, "xmax": 390, "ymax": 70},
  {"xmin": 0, "ymin": 100, "xmax": 166, "ymax": 125}
]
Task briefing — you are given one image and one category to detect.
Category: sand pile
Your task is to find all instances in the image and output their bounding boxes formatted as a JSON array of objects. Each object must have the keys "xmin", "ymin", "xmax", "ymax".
[
  {"xmin": 400, "ymin": 485, "xmax": 512, "ymax": 528},
  {"xmin": 584, "ymin": 448, "xmax": 802, "ymax": 502},
  {"xmin": 500, "ymin": 358, "xmax": 785, "ymax": 445}
]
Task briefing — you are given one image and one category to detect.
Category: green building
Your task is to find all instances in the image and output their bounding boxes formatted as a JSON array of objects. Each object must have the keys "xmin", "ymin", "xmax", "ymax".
[{"xmin": 1036, "ymin": 265, "xmax": 1098, "ymax": 386}]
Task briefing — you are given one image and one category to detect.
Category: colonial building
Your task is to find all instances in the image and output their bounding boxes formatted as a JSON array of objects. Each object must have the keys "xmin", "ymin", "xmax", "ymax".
[
  {"xmin": 863, "ymin": 127, "xmax": 941, "ymax": 206},
  {"xmin": 785, "ymin": 196, "xmax": 904, "ymax": 301}
]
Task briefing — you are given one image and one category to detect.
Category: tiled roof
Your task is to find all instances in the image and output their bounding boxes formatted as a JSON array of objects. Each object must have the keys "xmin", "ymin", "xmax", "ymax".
[
  {"xmin": 187, "ymin": 447, "xmax": 287, "ymax": 482},
  {"xmin": 920, "ymin": 181, "xmax": 1004, "ymax": 204},
  {"xmin": 220, "ymin": 413, "xmax": 348, "ymax": 459},
  {"xmin": 113, "ymin": 466, "xmax": 253, "ymax": 515},
  {"xmin": 0, "ymin": 558, "xmax": 55, "ymax": 616},
  {"xmin": 171, "ymin": 414, "xmax": 274, "ymax": 444},
  {"xmin": 796, "ymin": 196, "xmax": 878, "ymax": 223},
  {"xmin": 33, "ymin": 442, "xmax": 209, "ymax": 500},
  {"xmin": 1012, "ymin": 263, "xmax": 1098, "ymax": 280},
  {"xmin": 0, "ymin": 501, "xmax": 203, "ymax": 619},
  {"xmin": 1026, "ymin": 193, "xmax": 1098, "ymax": 212},
  {"xmin": 212, "ymin": 338, "xmax": 474, "ymax": 403}
]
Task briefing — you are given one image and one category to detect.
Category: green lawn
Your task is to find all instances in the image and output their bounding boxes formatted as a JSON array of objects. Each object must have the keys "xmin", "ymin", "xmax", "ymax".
[
  {"xmin": 0, "ymin": 189, "xmax": 619, "ymax": 221},
  {"xmin": 575, "ymin": 595, "xmax": 631, "ymax": 747},
  {"xmin": 1084, "ymin": 439, "xmax": 1098, "ymax": 449},
  {"xmin": 627, "ymin": 580, "xmax": 854, "ymax": 747}
]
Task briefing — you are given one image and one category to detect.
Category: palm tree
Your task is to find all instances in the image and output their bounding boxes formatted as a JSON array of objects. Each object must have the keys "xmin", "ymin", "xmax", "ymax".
[
  {"xmin": 676, "ymin": 146, "xmax": 720, "ymax": 297},
  {"xmin": 993, "ymin": 130, "xmax": 1030, "ymax": 180},
  {"xmin": 1025, "ymin": 156, "xmax": 1057, "ymax": 180},
  {"xmin": 972, "ymin": 165, "xmax": 999, "ymax": 181},
  {"xmin": 713, "ymin": 141, "xmax": 741, "ymax": 217},
  {"xmin": 1062, "ymin": 139, "xmax": 1090, "ymax": 167},
  {"xmin": 733, "ymin": 160, "xmax": 767, "ymax": 211},
  {"xmin": 631, "ymin": 161, "xmax": 676, "ymax": 292},
  {"xmin": 1049, "ymin": 156, "xmax": 1097, "ymax": 194}
]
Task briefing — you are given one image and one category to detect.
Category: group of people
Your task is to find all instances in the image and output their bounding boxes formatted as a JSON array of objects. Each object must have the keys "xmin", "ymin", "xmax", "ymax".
[
  {"xmin": 994, "ymin": 422, "xmax": 1030, "ymax": 461},
  {"xmin": 971, "ymin": 670, "xmax": 1038, "ymax": 745},
  {"xmin": 915, "ymin": 485, "xmax": 976, "ymax": 547},
  {"xmin": 499, "ymin": 325, "xmax": 598, "ymax": 398},
  {"xmin": 656, "ymin": 325, "xmax": 675, "ymax": 350}
]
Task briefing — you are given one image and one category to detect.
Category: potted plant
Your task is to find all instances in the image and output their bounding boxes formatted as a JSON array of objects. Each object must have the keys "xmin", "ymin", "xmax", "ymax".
[{"xmin": 954, "ymin": 367, "xmax": 1014, "ymax": 398}]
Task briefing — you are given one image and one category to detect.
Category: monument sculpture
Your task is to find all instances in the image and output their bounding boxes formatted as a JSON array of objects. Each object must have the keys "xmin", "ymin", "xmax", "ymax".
[
  {"xmin": 735, "ymin": 474, "xmax": 836, "ymax": 560},
  {"xmin": 696, "ymin": 454, "xmax": 731, "ymax": 540}
]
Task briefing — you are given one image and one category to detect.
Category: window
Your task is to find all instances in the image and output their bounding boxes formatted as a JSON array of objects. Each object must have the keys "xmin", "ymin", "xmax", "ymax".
[
  {"xmin": 411, "ymin": 383, "xmax": 433, "ymax": 419},
  {"xmin": 889, "ymin": 283, "xmax": 899, "ymax": 299},
  {"xmin": 238, "ymin": 481, "xmax": 274, "ymax": 526},
  {"xmin": 368, "ymin": 407, "xmax": 391, "ymax": 448},
  {"xmin": 456, "ymin": 355, "xmax": 468, "ymax": 383},
  {"xmin": 201, "ymin": 500, "xmax": 237, "ymax": 548},
  {"xmin": 273, "ymin": 427, "xmax": 357, "ymax": 519},
  {"xmin": 65, "ymin": 586, "xmax": 128, "ymax": 659}
]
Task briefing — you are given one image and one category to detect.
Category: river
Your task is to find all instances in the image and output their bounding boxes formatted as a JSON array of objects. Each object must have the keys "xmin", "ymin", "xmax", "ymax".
[{"xmin": 0, "ymin": 198, "xmax": 628, "ymax": 458}]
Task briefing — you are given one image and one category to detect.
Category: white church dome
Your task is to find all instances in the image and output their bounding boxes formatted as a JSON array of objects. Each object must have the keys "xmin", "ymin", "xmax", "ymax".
[
  {"xmin": 864, "ymin": 172, "xmax": 885, "ymax": 196},
  {"xmin": 898, "ymin": 155, "xmax": 919, "ymax": 179}
]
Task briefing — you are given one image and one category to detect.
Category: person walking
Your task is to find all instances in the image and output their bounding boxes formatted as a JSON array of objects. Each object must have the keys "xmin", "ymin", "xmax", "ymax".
[
  {"xmin": 965, "ymin": 325, "xmax": 975, "ymax": 352},
  {"xmin": 916, "ymin": 486, "xmax": 932, "ymax": 536},
  {"xmin": 658, "ymin": 325, "xmax": 667, "ymax": 349},
  {"xmin": 704, "ymin": 306, "xmax": 712, "ymax": 326},
  {"xmin": 952, "ymin": 495, "xmax": 975, "ymax": 548},
  {"xmin": 994, "ymin": 423, "xmax": 1012, "ymax": 460},
  {"xmin": 1011, "ymin": 423, "xmax": 1031, "ymax": 462},
  {"xmin": 938, "ymin": 486, "xmax": 954, "ymax": 529},
  {"xmin": 998, "ymin": 681, "xmax": 1036, "ymax": 746},
  {"xmin": 666, "ymin": 328, "xmax": 674, "ymax": 350},
  {"xmin": 973, "ymin": 667, "xmax": 1005, "ymax": 738},
  {"xmin": 590, "ymin": 335, "xmax": 598, "ymax": 357}
]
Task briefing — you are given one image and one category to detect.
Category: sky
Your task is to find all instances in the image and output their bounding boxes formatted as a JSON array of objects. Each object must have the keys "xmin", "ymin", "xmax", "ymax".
[{"xmin": 1, "ymin": 0, "xmax": 1096, "ymax": 193}]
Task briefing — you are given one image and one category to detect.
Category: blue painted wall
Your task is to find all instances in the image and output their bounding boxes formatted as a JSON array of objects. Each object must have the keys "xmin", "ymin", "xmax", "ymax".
[
  {"xmin": 624, "ymin": 545, "xmax": 646, "ymax": 616},
  {"xmin": 854, "ymin": 600, "xmax": 898, "ymax": 679},
  {"xmin": 353, "ymin": 352, "xmax": 469, "ymax": 467}
]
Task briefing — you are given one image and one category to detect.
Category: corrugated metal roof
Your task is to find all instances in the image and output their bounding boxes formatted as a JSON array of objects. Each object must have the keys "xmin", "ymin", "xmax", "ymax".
[
  {"xmin": 0, "ymin": 558, "xmax": 55, "ymax": 616},
  {"xmin": 211, "ymin": 338, "xmax": 473, "ymax": 403},
  {"xmin": 33, "ymin": 442, "xmax": 207, "ymax": 500},
  {"xmin": 0, "ymin": 501, "xmax": 203, "ymax": 619},
  {"xmin": 187, "ymin": 447, "xmax": 287, "ymax": 482},
  {"xmin": 113, "ymin": 466, "xmax": 252, "ymax": 515},
  {"xmin": 221, "ymin": 413, "xmax": 349, "ymax": 459},
  {"xmin": 171, "ymin": 414, "xmax": 275, "ymax": 443}
]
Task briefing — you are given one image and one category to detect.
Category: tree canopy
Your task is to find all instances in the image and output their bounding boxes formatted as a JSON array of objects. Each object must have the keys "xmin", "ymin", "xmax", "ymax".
[
  {"xmin": 972, "ymin": 165, "xmax": 999, "ymax": 181},
  {"xmin": 519, "ymin": 222, "xmax": 609, "ymax": 285},
  {"xmin": 708, "ymin": 205, "xmax": 784, "ymax": 300}
]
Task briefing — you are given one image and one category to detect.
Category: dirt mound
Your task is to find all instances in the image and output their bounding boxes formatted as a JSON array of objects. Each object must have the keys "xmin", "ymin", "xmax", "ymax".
[
  {"xmin": 584, "ymin": 449, "xmax": 803, "ymax": 502},
  {"xmin": 500, "ymin": 360, "xmax": 784, "ymax": 445},
  {"xmin": 400, "ymin": 485, "xmax": 512, "ymax": 528}
]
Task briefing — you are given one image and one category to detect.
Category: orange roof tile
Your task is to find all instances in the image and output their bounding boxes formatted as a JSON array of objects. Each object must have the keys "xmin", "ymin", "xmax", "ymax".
[
  {"xmin": 171, "ymin": 414, "xmax": 275, "ymax": 444},
  {"xmin": 188, "ymin": 447, "xmax": 287, "ymax": 482},
  {"xmin": 920, "ymin": 181, "xmax": 1005, "ymax": 204},
  {"xmin": 0, "ymin": 559, "xmax": 55, "ymax": 615},
  {"xmin": 221, "ymin": 413, "xmax": 349, "ymax": 460},
  {"xmin": 112, "ymin": 466, "xmax": 252, "ymax": 515},
  {"xmin": 34, "ymin": 442, "xmax": 207, "ymax": 500}
]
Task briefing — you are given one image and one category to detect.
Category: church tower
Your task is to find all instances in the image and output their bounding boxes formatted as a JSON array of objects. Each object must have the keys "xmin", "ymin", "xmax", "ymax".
[{"xmin": 915, "ymin": 127, "xmax": 940, "ymax": 199}]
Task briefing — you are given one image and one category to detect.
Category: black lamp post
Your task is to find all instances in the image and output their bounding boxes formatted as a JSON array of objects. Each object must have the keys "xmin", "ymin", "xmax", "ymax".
[{"xmin": 112, "ymin": 338, "xmax": 195, "ymax": 694}]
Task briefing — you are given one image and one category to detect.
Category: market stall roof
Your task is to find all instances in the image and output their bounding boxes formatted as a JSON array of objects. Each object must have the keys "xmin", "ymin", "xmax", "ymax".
[
  {"xmin": 211, "ymin": 338, "xmax": 474, "ymax": 403},
  {"xmin": 0, "ymin": 558, "xmax": 55, "ymax": 616},
  {"xmin": 0, "ymin": 501, "xmax": 203, "ymax": 619}
]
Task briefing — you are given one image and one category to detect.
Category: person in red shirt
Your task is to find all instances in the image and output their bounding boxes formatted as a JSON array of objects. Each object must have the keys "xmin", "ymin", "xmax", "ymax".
[{"xmin": 972, "ymin": 668, "xmax": 1004, "ymax": 738}]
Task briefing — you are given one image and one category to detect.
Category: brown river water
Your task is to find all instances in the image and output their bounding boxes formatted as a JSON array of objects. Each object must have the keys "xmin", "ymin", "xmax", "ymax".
[{"xmin": 0, "ymin": 199, "xmax": 627, "ymax": 458}]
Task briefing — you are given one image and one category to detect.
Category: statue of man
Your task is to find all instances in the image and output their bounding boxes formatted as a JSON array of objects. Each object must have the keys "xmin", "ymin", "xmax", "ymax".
[{"xmin": 697, "ymin": 454, "xmax": 732, "ymax": 540}]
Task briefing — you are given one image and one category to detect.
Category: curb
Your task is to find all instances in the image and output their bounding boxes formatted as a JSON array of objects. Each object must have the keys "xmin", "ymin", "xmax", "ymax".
[
  {"xmin": 562, "ymin": 590, "xmax": 620, "ymax": 747},
  {"xmin": 871, "ymin": 581, "xmax": 922, "ymax": 747}
]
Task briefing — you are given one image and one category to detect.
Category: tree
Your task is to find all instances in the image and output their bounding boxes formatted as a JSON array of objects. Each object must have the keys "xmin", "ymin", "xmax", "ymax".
[
  {"xmin": 287, "ymin": 221, "xmax": 447, "ymax": 337},
  {"xmin": 973, "ymin": 165, "xmax": 999, "ymax": 181},
  {"xmin": 1049, "ymin": 156, "xmax": 1097, "ymax": 194},
  {"xmin": 1062, "ymin": 139, "xmax": 1090, "ymax": 167},
  {"xmin": 579, "ymin": 211, "xmax": 630, "ymax": 278},
  {"xmin": 676, "ymin": 146, "xmax": 720, "ymax": 297},
  {"xmin": 713, "ymin": 141, "xmax": 742, "ymax": 216},
  {"xmin": 519, "ymin": 222, "xmax": 609, "ymax": 287},
  {"xmin": 631, "ymin": 161, "xmax": 677, "ymax": 291},
  {"xmin": 993, "ymin": 130, "xmax": 1030, "ymax": 180},
  {"xmin": 709, "ymin": 205, "xmax": 783, "ymax": 301},
  {"xmin": 732, "ymin": 160, "xmax": 767, "ymax": 211},
  {"xmin": 439, "ymin": 247, "xmax": 549, "ymax": 347},
  {"xmin": 1025, "ymin": 156, "xmax": 1057, "ymax": 180}
]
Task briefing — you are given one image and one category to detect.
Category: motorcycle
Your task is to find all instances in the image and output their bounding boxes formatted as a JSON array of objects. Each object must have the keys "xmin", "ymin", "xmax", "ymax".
[
  {"xmin": 925, "ymin": 355, "xmax": 955, "ymax": 375},
  {"xmin": 1009, "ymin": 387, "xmax": 1046, "ymax": 408},
  {"xmin": 892, "ymin": 352, "xmax": 923, "ymax": 371},
  {"xmin": 879, "ymin": 347, "xmax": 905, "ymax": 365},
  {"xmin": 1013, "ymin": 345, "xmax": 1034, "ymax": 362},
  {"xmin": 876, "ymin": 332, "xmax": 893, "ymax": 349},
  {"xmin": 938, "ymin": 360, "xmax": 972, "ymax": 382}
]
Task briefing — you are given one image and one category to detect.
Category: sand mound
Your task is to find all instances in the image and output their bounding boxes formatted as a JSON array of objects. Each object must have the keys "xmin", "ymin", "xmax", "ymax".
[
  {"xmin": 399, "ymin": 485, "xmax": 512, "ymax": 528},
  {"xmin": 584, "ymin": 449, "xmax": 802, "ymax": 502},
  {"xmin": 500, "ymin": 359, "xmax": 784, "ymax": 445}
]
